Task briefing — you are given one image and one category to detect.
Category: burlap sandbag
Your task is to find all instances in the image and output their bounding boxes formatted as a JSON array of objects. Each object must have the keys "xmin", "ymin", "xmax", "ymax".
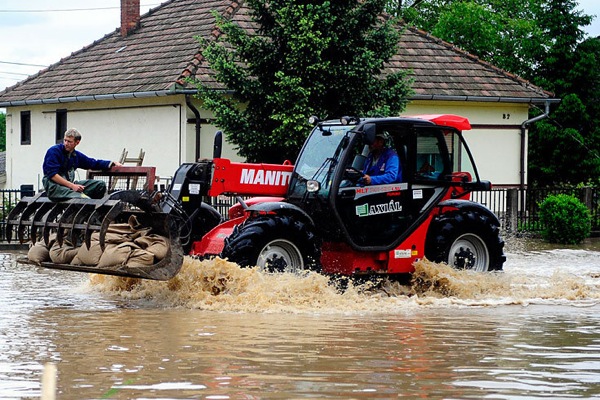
[
  {"xmin": 50, "ymin": 240, "xmax": 79, "ymax": 264},
  {"xmin": 76, "ymin": 241, "xmax": 104, "ymax": 265},
  {"xmin": 127, "ymin": 248, "xmax": 156, "ymax": 267},
  {"xmin": 77, "ymin": 217, "xmax": 146, "ymax": 266},
  {"xmin": 134, "ymin": 234, "xmax": 169, "ymax": 261},
  {"xmin": 71, "ymin": 254, "xmax": 82, "ymax": 265},
  {"xmin": 88, "ymin": 219, "xmax": 151, "ymax": 244},
  {"xmin": 28, "ymin": 241, "xmax": 51, "ymax": 264},
  {"xmin": 27, "ymin": 234, "xmax": 57, "ymax": 264},
  {"xmin": 97, "ymin": 242, "xmax": 138, "ymax": 268}
]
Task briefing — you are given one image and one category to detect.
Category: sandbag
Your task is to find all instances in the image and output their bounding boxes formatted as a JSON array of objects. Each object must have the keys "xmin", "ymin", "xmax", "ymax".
[
  {"xmin": 75, "ymin": 241, "xmax": 105, "ymax": 265},
  {"xmin": 27, "ymin": 234, "xmax": 57, "ymax": 264},
  {"xmin": 97, "ymin": 242, "xmax": 138, "ymax": 268},
  {"xmin": 28, "ymin": 242, "xmax": 51, "ymax": 264},
  {"xmin": 88, "ymin": 219, "xmax": 151, "ymax": 244},
  {"xmin": 70, "ymin": 255, "xmax": 82, "ymax": 265},
  {"xmin": 134, "ymin": 234, "xmax": 169, "ymax": 260},
  {"xmin": 127, "ymin": 248, "xmax": 155, "ymax": 267},
  {"xmin": 50, "ymin": 240, "xmax": 79, "ymax": 264}
]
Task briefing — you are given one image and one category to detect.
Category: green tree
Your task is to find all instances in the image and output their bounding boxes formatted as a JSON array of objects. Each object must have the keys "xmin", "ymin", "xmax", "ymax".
[
  {"xmin": 395, "ymin": 0, "xmax": 599, "ymax": 186},
  {"xmin": 0, "ymin": 111, "xmax": 5, "ymax": 152},
  {"xmin": 527, "ymin": 1, "xmax": 599, "ymax": 185},
  {"xmin": 193, "ymin": 0, "xmax": 413, "ymax": 163},
  {"xmin": 528, "ymin": 95, "xmax": 599, "ymax": 186},
  {"xmin": 398, "ymin": 0, "xmax": 546, "ymax": 80}
]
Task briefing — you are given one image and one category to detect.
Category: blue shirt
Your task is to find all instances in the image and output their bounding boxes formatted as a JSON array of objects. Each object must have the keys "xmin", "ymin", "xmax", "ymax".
[
  {"xmin": 43, "ymin": 143, "xmax": 111, "ymax": 181},
  {"xmin": 363, "ymin": 147, "xmax": 402, "ymax": 185}
]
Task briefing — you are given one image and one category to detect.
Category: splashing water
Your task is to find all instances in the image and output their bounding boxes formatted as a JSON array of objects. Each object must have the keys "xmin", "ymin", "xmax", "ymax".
[{"xmin": 87, "ymin": 243, "xmax": 600, "ymax": 313}]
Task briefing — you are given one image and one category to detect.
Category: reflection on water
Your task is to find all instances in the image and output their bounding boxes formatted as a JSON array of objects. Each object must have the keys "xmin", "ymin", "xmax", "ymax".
[{"xmin": 1, "ymin": 238, "xmax": 599, "ymax": 399}]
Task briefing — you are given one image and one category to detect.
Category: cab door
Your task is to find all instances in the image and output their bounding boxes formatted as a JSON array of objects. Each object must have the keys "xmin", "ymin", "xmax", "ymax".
[
  {"xmin": 334, "ymin": 125, "xmax": 452, "ymax": 249},
  {"xmin": 336, "ymin": 182, "xmax": 410, "ymax": 247}
]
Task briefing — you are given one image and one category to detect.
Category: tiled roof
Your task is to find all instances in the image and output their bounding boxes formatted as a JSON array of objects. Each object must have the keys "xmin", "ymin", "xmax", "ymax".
[
  {"xmin": 395, "ymin": 27, "xmax": 551, "ymax": 100},
  {"xmin": 0, "ymin": 0, "xmax": 551, "ymax": 105}
]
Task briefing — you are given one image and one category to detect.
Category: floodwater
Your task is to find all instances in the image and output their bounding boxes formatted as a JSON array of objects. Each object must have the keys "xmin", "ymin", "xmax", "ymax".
[{"xmin": 1, "ymin": 237, "xmax": 600, "ymax": 399}]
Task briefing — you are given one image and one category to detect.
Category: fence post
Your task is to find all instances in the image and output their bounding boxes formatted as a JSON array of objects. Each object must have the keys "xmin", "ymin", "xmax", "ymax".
[
  {"xmin": 582, "ymin": 187, "xmax": 593, "ymax": 213},
  {"xmin": 506, "ymin": 188, "xmax": 519, "ymax": 233}
]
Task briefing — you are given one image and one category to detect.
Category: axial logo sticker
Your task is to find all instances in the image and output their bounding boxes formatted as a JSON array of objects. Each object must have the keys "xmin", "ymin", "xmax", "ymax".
[{"xmin": 356, "ymin": 200, "xmax": 403, "ymax": 217}]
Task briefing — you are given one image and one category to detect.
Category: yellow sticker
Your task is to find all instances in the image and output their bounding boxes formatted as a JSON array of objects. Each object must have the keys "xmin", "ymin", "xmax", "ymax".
[{"xmin": 182, "ymin": 196, "xmax": 189, "ymax": 202}]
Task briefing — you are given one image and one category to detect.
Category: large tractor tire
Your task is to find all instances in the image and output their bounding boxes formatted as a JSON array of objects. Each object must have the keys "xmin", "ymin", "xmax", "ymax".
[
  {"xmin": 220, "ymin": 215, "xmax": 321, "ymax": 273},
  {"xmin": 425, "ymin": 210, "xmax": 505, "ymax": 272}
]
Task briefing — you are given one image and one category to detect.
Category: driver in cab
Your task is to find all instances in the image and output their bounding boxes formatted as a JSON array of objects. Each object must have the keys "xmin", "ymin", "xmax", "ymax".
[{"xmin": 361, "ymin": 131, "xmax": 402, "ymax": 185}]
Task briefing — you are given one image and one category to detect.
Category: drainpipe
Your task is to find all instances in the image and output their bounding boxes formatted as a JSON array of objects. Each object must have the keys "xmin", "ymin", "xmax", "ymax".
[
  {"xmin": 519, "ymin": 100, "xmax": 552, "ymax": 212},
  {"xmin": 186, "ymin": 97, "xmax": 202, "ymax": 161}
]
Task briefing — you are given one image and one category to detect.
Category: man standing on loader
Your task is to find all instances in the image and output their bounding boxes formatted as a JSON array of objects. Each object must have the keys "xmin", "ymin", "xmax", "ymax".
[{"xmin": 42, "ymin": 128, "xmax": 122, "ymax": 201}]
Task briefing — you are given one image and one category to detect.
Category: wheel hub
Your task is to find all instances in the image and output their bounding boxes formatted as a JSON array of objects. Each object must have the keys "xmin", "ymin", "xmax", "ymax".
[
  {"xmin": 448, "ymin": 233, "xmax": 489, "ymax": 272},
  {"xmin": 257, "ymin": 239, "xmax": 304, "ymax": 273},
  {"xmin": 453, "ymin": 246, "xmax": 476, "ymax": 270},
  {"xmin": 265, "ymin": 254, "xmax": 288, "ymax": 272}
]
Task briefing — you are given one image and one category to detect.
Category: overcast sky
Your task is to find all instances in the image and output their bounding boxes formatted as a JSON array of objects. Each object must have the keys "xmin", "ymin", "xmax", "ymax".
[{"xmin": 0, "ymin": 0, "xmax": 599, "ymax": 94}]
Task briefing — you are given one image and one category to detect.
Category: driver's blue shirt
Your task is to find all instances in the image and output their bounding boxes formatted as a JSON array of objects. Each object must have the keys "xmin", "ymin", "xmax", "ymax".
[{"xmin": 363, "ymin": 148, "xmax": 402, "ymax": 185}]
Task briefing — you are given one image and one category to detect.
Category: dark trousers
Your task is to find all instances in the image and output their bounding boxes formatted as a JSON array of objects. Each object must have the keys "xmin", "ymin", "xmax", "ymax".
[{"xmin": 43, "ymin": 177, "xmax": 107, "ymax": 202}]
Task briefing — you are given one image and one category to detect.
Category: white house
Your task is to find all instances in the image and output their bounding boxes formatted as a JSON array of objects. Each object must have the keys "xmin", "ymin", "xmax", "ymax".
[{"xmin": 0, "ymin": 0, "xmax": 557, "ymax": 192}]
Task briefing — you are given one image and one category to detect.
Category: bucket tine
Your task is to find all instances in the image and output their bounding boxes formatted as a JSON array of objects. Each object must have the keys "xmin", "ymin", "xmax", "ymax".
[
  {"xmin": 29, "ymin": 202, "xmax": 55, "ymax": 244},
  {"xmin": 42, "ymin": 202, "xmax": 68, "ymax": 246},
  {"xmin": 98, "ymin": 201, "xmax": 125, "ymax": 251},
  {"xmin": 83, "ymin": 199, "xmax": 119, "ymax": 249},
  {"xmin": 16, "ymin": 200, "xmax": 46, "ymax": 243},
  {"xmin": 56, "ymin": 202, "xmax": 84, "ymax": 247},
  {"xmin": 5, "ymin": 193, "xmax": 47, "ymax": 243},
  {"xmin": 5, "ymin": 201, "xmax": 28, "ymax": 243},
  {"xmin": 68, "ymin": 202, "xmax": 97, "ymax": 246}
]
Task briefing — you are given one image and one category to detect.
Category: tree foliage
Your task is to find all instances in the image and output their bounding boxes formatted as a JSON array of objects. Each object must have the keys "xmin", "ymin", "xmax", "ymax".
[
  {"xmin": 193, "ymin": 0, "xmax": 413, "ymax": 163},
  {"xmin": 397, "ymin": 0, "xmax": 600, "ymax": 186}
]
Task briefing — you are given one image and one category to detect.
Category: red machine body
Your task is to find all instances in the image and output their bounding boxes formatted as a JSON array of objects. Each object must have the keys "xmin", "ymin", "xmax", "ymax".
[{"xmin": 186, "ymin": 114, "xmax": 503, "ymax": 276}]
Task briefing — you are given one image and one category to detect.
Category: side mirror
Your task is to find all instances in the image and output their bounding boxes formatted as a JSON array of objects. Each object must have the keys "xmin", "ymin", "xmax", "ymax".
[
  {"xmin": 465, "ymin": 180, "xmax": 492, "ymax": 191},
  {"xmin": 213, "ymin": 130, "xmax": 223, "ymax": 159},
  {"xmin": 363, "ymin": 123, "xmax": 376, "ymax": 145}
]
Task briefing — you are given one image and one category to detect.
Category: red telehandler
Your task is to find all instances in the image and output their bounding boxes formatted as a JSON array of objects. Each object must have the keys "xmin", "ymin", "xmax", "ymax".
[{"xmin": 6, "ymin": 114, "xmax": 505, "ymax": 280}]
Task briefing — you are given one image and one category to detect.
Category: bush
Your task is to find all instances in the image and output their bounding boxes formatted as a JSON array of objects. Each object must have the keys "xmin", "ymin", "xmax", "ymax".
[{"xmin": 538, "ymin": 194, "xmax": 591, "ymax": 244}]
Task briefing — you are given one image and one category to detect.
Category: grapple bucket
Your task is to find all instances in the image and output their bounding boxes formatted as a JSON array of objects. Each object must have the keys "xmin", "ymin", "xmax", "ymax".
[{"xmin": 5, "ymin": 191, "xmax": 184, "ymax": 280}]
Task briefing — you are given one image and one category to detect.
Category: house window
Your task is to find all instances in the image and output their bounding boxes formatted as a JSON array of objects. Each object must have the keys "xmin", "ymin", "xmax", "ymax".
[
  {"xmin": 56, "ymin": 109, "xmax": 67, "ymax": 143},
  {"xmin": 20, "ymin": 111, "xmax": 31, "ymax": 145}
]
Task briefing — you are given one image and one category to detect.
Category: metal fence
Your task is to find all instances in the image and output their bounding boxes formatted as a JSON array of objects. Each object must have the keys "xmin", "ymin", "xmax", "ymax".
[
  {"xmin": 1, "ymin": 186, "xmax": 598, "ymax": 244},
  {"xmin": 471, "ymin": 186, "xmax": 599, "ymax": 233},
  {"xmin": 0, "ymin": 189, "xmax": 28, "ymax": 242}
]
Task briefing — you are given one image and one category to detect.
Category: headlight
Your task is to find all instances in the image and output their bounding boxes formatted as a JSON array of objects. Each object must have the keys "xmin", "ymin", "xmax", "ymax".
[{"xmin": 306, "ymin": 180, "xmax": 320, "ymax": 192}]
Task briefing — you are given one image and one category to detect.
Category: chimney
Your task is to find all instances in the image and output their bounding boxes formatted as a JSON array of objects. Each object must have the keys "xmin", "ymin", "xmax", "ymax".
[{"xmin": 121, "ymin": 0, "xmax": 140, "ymax": 37}]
